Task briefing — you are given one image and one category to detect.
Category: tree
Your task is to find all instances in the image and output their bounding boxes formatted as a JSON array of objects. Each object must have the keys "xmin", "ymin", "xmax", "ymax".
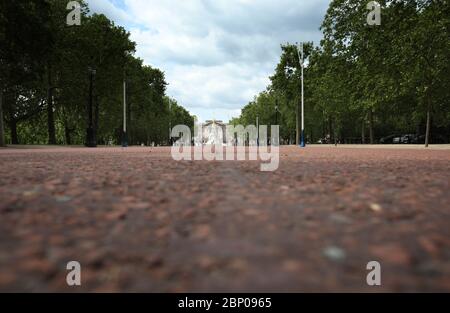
[
  {"xmin": 404, "ymin": 1, "xmax": 450, "ymax": 146},
  {"xmin": 234, "ymin": 0, "xmax": 449, "ymax": 146},
  {"xmin": 0, "ymin": 0, "xmax": 53, "ymax": 144},
  {"xmin": 0, "ymin": 0, "xmax": 193, "ymax": 147},
  {"xmin": 0, "ymin": 90, "xmax": 4, "ymax": 147}
]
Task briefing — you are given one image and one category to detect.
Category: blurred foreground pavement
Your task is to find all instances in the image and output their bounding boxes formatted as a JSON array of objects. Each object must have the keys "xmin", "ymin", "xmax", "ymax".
[{"xmin": 0, "ymin": 146, "xmax": 449, "ymax": 292}]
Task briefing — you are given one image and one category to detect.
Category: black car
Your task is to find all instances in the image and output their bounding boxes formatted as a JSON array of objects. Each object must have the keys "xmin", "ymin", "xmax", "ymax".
[
  {"xmin": 380, "ymin": 134, "xmax": 401, "ymax": 144},
  {"xmin": 400, "ymin": 134, "xmax": 416, "ymax": 144}
]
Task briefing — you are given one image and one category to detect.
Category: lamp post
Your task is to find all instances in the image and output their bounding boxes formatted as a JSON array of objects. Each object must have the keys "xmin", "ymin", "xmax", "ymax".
[
  {"xmin": 297, "ymin": 42, "xmax": 306, "ymax": 148},
  {"xmin": 275, "ymin": 99, "xmax": 279, "ymax": 126},
  {"xmin": 256, "ymin": 116, "xmax": 259, "ymax": 147},
  {"xmin": 274, "ymin": 99, "xmax": 280, "ymax": 146},
  {"xmin": 86, "ymin": 67, "xmax": 96, "ymax": 147},
  {"xmin": 168, "ymin": 98, "xmax": 172, "ymax": 146},
  {"xmin": 122, "ymin": 79, "xmax": 128, "ymax": 147}
]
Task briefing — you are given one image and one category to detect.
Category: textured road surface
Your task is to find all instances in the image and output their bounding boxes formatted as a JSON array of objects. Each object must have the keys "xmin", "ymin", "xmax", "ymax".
[{"xmin": 0, "ymin": 146, "xmax": 449, "ymax": 292}]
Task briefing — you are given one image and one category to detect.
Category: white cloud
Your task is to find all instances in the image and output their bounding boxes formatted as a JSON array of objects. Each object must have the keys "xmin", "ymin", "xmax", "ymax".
[
  {"xmin": 88, "ymin": 0, "xmax": 132, "ymax": 24},
  {"xmin": 89, "ymin": 0, "xmax": 330, "ymax": 122}
]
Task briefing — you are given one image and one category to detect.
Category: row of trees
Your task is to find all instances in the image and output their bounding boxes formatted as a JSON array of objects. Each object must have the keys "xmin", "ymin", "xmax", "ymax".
[
  {"xmin": 232, "ymin": 0, "xmax": 450, "ymax": 145},
  {"xmin": 0, "ymin": 0, "xmax": 194, "ymax": 147}
]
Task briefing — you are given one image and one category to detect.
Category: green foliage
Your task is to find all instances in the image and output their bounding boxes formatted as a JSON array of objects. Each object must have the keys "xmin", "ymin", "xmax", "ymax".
[
  {"xmin": 0, "ymin": 0, "xmax": 194, "ymax": 146},
  {"xmin": 234, "ymin": 0, "xmax": 450, "ymax": 144}
]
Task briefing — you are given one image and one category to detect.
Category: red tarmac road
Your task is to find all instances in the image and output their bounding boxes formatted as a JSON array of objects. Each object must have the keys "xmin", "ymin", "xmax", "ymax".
[{"xmin": 0, "ymin": 146, "xmax": 449, "ymax": 292}]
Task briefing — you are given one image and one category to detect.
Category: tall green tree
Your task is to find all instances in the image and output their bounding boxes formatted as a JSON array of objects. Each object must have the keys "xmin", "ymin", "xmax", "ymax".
[
  {"xmin": 235, "ymin": 0, "xmax": 450, "ymax": 146},
  {"xmin": 0, "ymin": 0, "xmax": 53, "ymax": 144},
  {"xmin": 1, "ymin": 0, "xmax": 193, "ymax": 146}
]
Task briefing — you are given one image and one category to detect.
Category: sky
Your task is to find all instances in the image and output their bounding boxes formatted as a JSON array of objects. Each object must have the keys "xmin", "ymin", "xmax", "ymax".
[{"xmin": 87, "ymin": 0, "xmax": 330, "ymax": 122}]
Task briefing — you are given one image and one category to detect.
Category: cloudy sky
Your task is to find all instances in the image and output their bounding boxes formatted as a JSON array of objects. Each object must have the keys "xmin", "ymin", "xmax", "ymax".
[{"xmin": 88, "ymin": 0, "xmax": 330, "ymax": 122}]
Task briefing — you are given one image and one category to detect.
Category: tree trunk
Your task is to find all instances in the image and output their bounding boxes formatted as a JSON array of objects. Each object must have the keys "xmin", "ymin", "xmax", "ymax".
[
  {"xmin": 94, "ymin": 95, "xmax": 99, "ymax": 144},
  {"xmin": 425, "ymin": 96, "xmax": 432, "ymax": 148},
  {"xmin": 10, "ymin": 117, "xmax": 18, "ymax": 145},
  {"xmin": 328, "ymin": 117, "xmax": 332, "ymax": 143},
  {"xmin": 0, "ymin": 90, "xmax": 5, "ymax": 147},
  {"xmin": 64, "ymin": 126, "xmax": 72, "ymax": 145},
  {"xmin": 368, "ymin": 109, "xmax": 374, "ymax": 144},
  {"xmin": 322, "ymin": 111, "xmax": 326, "ymax": 139},
  {"xmin": 416, "ymin": 123, "xmax": 421, "ymax": 139},
  {"xmin": 127, "ymin": 99, "xmax": 132, "ymax": 145},
  {"xmin": 334, "ymin": 118, "xmax": 338, "ymax": 146},
  {"xmin": 296, "ymin": 100, "xmax": 300, "ymax": 145},
  {"xmin": 47, "ymin": 66, "xmax": 56, "ymax": 145},
  {"xmin": 361, "ymin": 115, "xmax": 366, "ymax": 144}
]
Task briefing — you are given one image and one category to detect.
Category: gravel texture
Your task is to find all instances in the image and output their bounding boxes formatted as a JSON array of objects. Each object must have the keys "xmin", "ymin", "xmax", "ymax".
[{"xmin": 0, "ymin": 146, "xmax": 449, "ymax": 292}]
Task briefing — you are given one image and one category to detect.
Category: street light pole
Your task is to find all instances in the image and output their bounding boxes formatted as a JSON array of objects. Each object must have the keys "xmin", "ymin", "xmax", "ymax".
[
  {"xmin": 256, "ymin": 116, "xmax": 259, "ymax": 146},
  {"xmin": 168, "ymin": 98, "xmax": 172, "ymax": 146},
  {"xmin": 122, "ymin": 79, "xmax": 128, "ymax": 147},
  {"xmin": 86, "ymin": 68, "xmax": 96, "ymax": 147},
  {"xmin": 274, "ymin": 99, "xmax": 280, "ymax": 146},
  {"xmin": 275, "ymin": 99, "xmax": 279, "ymax": 126},
  {"xmin": 297, "ymin": 42, "xmax": 306, "ymax": 148}
]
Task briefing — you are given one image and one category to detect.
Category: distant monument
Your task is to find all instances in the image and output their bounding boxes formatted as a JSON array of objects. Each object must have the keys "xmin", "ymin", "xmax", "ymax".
[{"xmin": 202, "ymin": 120, "xmax": 227, "ymax": 145}]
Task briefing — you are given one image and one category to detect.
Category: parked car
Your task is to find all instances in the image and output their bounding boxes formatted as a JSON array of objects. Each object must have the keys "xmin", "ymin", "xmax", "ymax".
[
  {"xmin": 400, "ymin": 134, "xmax": 416, "ymax": 144},
  {"xmin": 393, "ymin": 136, "xmax": 402, "ymax": 144},
  {"xmin": 381, "ymin": 133, "xmax": 449, "ymax": 145},
  {"xmin": 380, "ymin": 134, "xmax": 401, "ymax": 144},
  {"xmin": 317, "ymin": 136, "xmax": 331, "ymax": 144}
]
